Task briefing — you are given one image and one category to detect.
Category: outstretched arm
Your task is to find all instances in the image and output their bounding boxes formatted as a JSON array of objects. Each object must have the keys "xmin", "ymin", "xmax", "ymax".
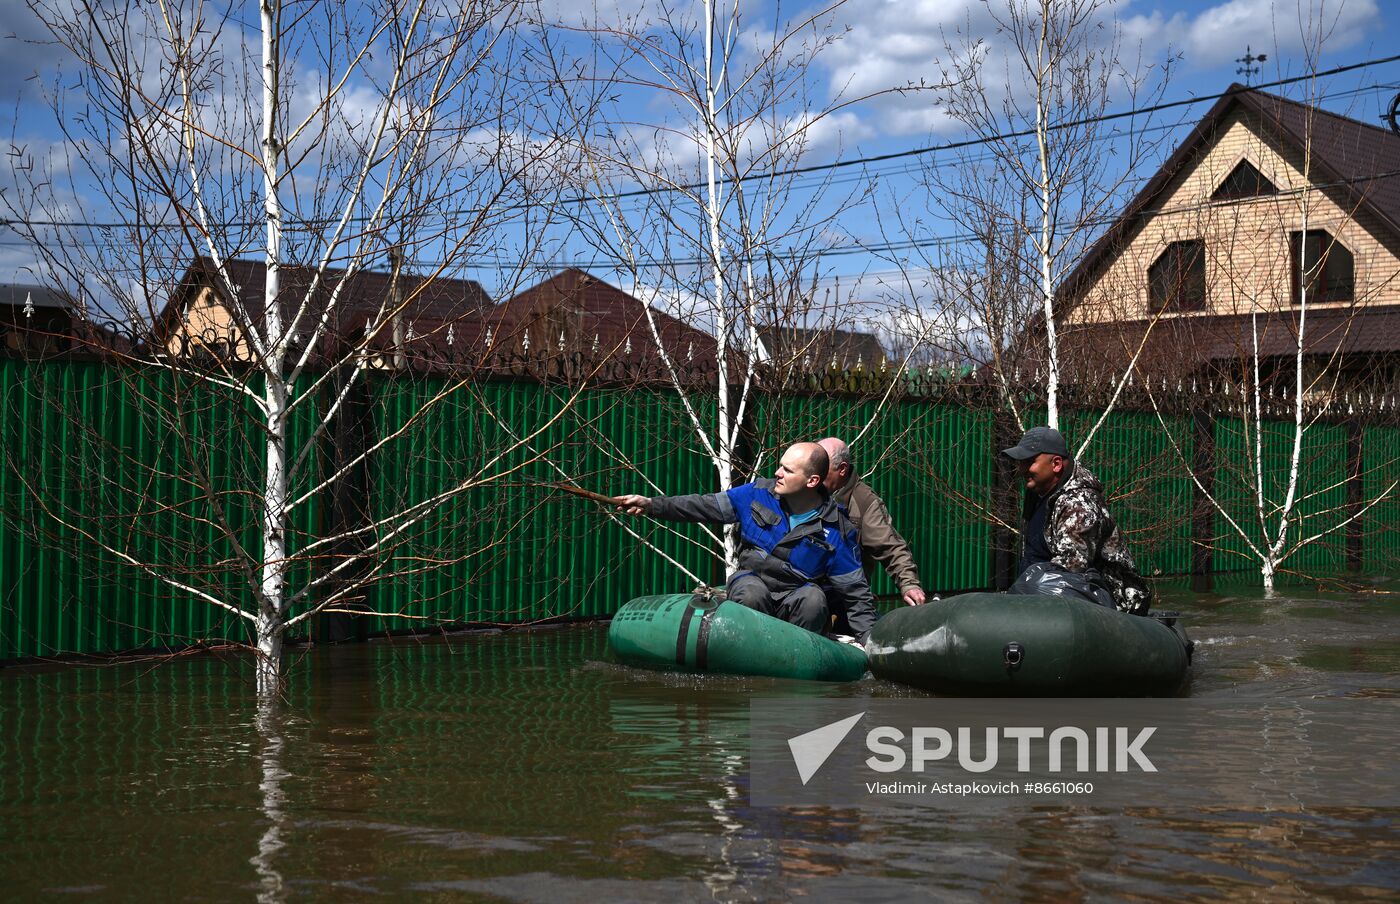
[
  {"xmin": 618, "ymin": 491, "xmax": 737, "ymax": 524},
  {"xmin": 615, "ymin": 494, "xmax": 652, "ymax": 516}
]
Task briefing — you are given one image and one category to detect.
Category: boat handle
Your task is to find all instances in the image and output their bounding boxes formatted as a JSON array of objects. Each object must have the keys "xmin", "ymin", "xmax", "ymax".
[{"xmin": 1003, "ymin": 641, "xmax": 1025, "ymax": 671}]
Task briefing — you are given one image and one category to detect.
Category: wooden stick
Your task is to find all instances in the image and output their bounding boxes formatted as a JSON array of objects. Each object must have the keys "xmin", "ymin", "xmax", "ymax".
[{"xmin": 548, "ymin": 481, "xmax": 629, "ymax": 507}]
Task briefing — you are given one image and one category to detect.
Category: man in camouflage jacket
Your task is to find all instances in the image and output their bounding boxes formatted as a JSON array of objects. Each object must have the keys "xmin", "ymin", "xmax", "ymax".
[
  {"xmin": 817, "ymin": 437, "xmax": 927, "ymax": 606},
  {"xmin": 1002, "ymin": 427, "xmax": 1153, "ymax": 614}
]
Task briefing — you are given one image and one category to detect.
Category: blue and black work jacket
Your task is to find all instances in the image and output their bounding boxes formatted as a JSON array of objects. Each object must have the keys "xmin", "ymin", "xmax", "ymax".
[{"xmin": 648, "ymin": 478, "xmax": 877, "ymax": 636}]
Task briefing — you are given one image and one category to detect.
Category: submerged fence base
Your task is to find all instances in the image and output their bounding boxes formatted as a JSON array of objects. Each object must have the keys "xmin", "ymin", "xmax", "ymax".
[{"xmin": 3, "ymin": 357, "xmax": 1398, "ymax": 661}]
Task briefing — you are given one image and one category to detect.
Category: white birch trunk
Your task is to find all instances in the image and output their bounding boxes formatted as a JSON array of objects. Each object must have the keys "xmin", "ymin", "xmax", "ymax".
[
  {"xmin": 1035, "ymin": 6, "xmax": 1059, "ymax": 429},
  {"xmin": 1264, "ymin": 199, "xmax": 1310, "ymax": 592},
  {"xmin": 257, "ymin": 0, "xmax": 288, "ymax": 695},
  {"xmin": 703, "ymin": 0, "xmax": 739, "ymax": 570},
  {"xmin": 1250, "ymin": 310, "xmax": 1276, "ymax": 592}
]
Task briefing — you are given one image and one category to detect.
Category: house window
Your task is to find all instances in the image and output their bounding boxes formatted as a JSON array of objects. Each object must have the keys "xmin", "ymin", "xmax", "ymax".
[
  {"xmin": 1148, "ymin": 240, "xmax": 1207, "ymax": 313},
  {"xmin": 1290, "ymin": 230, "xmax": 1354, "ymax": 304},
  {"xmin": 1211, "ymin": 159, "xmax": 1277, "ymax": 201}
]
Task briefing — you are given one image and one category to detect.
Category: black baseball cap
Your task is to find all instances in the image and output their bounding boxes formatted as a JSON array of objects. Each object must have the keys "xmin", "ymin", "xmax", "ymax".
[{"xmin": 1001, "ymin": 426, "xmax": 1070, "ymax": 460}]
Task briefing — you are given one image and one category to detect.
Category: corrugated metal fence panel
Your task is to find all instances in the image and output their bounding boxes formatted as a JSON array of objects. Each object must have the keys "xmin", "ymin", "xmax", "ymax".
[
  {"xmin": 1, "ymin": 359, "xmax": 263, "ymax": 659},
  {"xmin": 876, "ymin": 399, "xmax": 994, "ymax": 594},
  {"xmin": 361, "ymin": 377, "xmax": 720, "ymax": 629},
  {"xmin": 1294, "ymin": 423, "xmax": 1349, "ymax": 573},
  {"xmin": 4, "ymin": 355, "xmax": 1397, "ymax": 661},
  {"xmin": 1363, "ymin": 424, "xmax": 1400, "ymax": 572},
  {"xmin": 750, "ymin": 392, "xmax": 993, "ymax": 595},
  {"xmin": 1213, "ymin": 415, "xmax": 1348, "ymax": 575},
  {"xmin": 1061, "ymin": 409, "xmax": 1196, "ymax": 578}
]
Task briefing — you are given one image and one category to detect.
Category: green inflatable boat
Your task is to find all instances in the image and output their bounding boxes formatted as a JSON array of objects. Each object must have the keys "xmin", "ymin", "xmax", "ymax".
[
  {"xmin": 608, "ymin": 593, "xmax": 869, "ymax": 682},
  {"xmin": 866, "ymin": 592, "xmax": 1192, "ymax": 696}
]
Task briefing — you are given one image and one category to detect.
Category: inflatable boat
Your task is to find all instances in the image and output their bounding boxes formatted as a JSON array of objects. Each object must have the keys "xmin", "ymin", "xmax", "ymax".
[
  {"xmin": 608, "ymin": 593, "xmax": 869, "ymax": 682},
  {"xmin": 866, "ymin": 592, "xmax": 1192, "ymax": 696}
]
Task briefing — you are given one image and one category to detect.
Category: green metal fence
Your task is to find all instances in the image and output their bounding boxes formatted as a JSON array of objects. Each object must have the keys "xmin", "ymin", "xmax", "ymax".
[
  {"xmin": 1212, "ymin": 415, "xmax": 1349, "ymax": 574},
  {"xmin": 3, "ymin": 356, "xmax": 1399, "ymax": 661},
  {"xmin": 1363, "ymin": 424, "xmax": 1400, "ymax": 573}
]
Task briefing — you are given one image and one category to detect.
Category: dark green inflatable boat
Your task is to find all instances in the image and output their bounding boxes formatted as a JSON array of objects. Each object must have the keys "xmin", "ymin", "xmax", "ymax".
[
  {"xmin": 608, "ymin": 593, "xmax": 869, "ymax": 682},
  {"xmin": 867, "ymin": 592, "xmax": 1192, "ymax": 696}
]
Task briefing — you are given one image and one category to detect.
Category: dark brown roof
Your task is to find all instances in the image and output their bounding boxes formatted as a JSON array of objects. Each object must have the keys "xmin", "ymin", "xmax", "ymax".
[
  {"xmin": 1058, "ymin": 304, "xmax": 1400, "ymax": 378},
  {"xmin": 1060, "ymin": 84, "xmax": 1400, "ymax": 304},
  {"xmin": 160, "ymin": 257, "xmax": 492, "ymax": 337},
  {"xmin": 487, "ymin": 268, "xmax": 721, "ymax": 378},
  {"xmin": 0, "ymin": 283, "xmax": 70, "ymax": 311}
]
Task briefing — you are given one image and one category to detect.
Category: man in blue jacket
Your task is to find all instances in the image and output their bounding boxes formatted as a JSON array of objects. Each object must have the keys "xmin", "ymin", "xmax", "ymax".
[{"xmin": 616, "ymin": 442, "xmax": 878, "ymax": 640}]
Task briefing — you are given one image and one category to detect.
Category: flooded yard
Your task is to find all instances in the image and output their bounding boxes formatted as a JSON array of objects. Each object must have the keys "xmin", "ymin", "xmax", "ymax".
[{"xmin": 2, "ymin": 582, "xmax": 1398, "ymax": 901}]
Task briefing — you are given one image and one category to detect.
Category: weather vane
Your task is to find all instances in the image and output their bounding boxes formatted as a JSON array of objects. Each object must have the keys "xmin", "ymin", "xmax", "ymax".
[
  {"xmin": 1235, "ymin": 46, "xmax": 1267, "ymax": 86},
  {"xmin": 1384, "ymin": 91, "xmax": 1400, "ymax": 136}
]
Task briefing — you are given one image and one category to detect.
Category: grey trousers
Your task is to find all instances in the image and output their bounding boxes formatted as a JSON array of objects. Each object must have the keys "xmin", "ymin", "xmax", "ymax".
[{"xmin": 727, "ymin": 573, "xmax": 829, "ymax": 633}]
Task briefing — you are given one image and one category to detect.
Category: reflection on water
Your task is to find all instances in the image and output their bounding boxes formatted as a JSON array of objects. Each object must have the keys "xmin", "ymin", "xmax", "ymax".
[
  {"xmin": 251, "ymin": 700, "xmax": 287, "ymax": 904},
  {"xmin": 0, "ymin": 586, "xmax": 1398, "ymax": 900}
]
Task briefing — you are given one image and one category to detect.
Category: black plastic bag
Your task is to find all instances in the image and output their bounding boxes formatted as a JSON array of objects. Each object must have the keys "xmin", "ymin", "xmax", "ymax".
[{"xmin": 1009, "ymin": 562, "xmax": 1116, "ymax": 608}]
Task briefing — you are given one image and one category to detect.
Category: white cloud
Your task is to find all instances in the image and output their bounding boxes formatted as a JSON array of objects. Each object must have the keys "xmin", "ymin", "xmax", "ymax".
[
  {"xmin": 810, "ymin": 0, "xmax": 1385, "ymax": 141},
  {"xmin": 1153, "ymin": 0, "xmax": 1381, "ymax": 67}
]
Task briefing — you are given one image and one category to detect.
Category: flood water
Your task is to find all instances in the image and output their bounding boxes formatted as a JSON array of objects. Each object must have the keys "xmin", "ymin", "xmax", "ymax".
[{"xmin": 3, "ymin": 583, "xmax": 1399, "ymax": 901}]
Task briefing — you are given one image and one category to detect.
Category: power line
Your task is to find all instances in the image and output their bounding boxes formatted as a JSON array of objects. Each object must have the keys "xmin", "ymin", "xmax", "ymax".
[
  {"xmin": 6, "ymin": 165, "xmax": 1399, "ymax": 270},
  {"xmin": 4, "ymin": 54, "xmax": 1399, "ymax": 233}
]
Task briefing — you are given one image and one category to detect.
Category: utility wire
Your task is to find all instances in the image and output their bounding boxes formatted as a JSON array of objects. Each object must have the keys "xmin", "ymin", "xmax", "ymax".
[
  {"xmin": 11, "ymin": 166, "xmax": 1398, "ymax": 272},
  {"xmin": 4, "ymin": 54, "xmax": 1399, "ymax": 233}
]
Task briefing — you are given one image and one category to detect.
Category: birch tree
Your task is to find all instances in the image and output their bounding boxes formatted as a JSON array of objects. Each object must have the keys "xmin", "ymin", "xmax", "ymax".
[
  {"xmin": 1141, "ymin": 68, "xmax": 1400, "ymax": 591},
  {"xmin": 4, "ymin": 0, "xmax": 585, "ymax": 692},
  {"xmin": 542, "ymin": 0, "xmax": 925, "ymax": 573},
  {"xmin": 903, "ymin": 0, "xmax": 1173, "ymax": 436}
]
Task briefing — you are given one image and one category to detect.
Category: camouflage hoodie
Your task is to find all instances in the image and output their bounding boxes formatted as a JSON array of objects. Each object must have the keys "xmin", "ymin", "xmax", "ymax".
[{"xmin": 1036, "ymin": 461, "xmax": 1153, "ymax": 615}]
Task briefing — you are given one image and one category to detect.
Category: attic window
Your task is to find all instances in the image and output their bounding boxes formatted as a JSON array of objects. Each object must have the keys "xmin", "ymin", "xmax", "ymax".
[
  {"xmin": 1148, "ymin": 240, "xmax": 1207, "ymax": 313},
  {"xmin": 1211, "ymin": 159, "xmax": 1277, "ymax": 201},
  {"xmin": 1290, "ymin": 229, "xmax": 1353, "ymax": 304}
]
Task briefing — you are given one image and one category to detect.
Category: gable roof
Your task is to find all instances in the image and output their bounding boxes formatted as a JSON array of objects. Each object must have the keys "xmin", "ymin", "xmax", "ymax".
[
  {"xmin": 490, "ymin": 268, "xmax": 721, "ymax": 377},
  {"xmin": 159, "ymin": 257, "xmax": 492, "ymax": 340},
  {"xmin": 1059, "ymin": 84, "xmax": 1400, "ymax": 304}
]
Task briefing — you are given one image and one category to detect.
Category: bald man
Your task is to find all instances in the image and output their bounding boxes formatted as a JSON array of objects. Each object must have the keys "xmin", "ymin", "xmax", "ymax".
[
  {"xmin": 818, "ymin": 437, "xmax": 927, "ymax": 606},
  {"xmin": 617, "ymin": 442, "xmax": 878, "ymax": 640}
]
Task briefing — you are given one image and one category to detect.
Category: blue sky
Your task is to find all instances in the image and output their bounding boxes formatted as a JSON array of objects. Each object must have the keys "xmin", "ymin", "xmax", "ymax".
[{"xmin": 1, "ymin": 0, "xmax": 1397, "ymax": 315}]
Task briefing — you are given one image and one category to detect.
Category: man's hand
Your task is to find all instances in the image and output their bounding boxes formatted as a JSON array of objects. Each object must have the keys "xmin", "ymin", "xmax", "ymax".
[
  {"xmin": 615, "ymin": 494, "xmax": 651, "ymax": 516},
  {"xmin": 902, "ymin": 586, "xmax": 927, "ymax": 606}
]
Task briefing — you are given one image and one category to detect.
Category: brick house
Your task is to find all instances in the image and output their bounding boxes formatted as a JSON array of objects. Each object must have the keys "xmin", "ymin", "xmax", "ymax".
[{"xmin": 1054, "ymin": 85, "xmax": 1400, "ymax": 389}]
